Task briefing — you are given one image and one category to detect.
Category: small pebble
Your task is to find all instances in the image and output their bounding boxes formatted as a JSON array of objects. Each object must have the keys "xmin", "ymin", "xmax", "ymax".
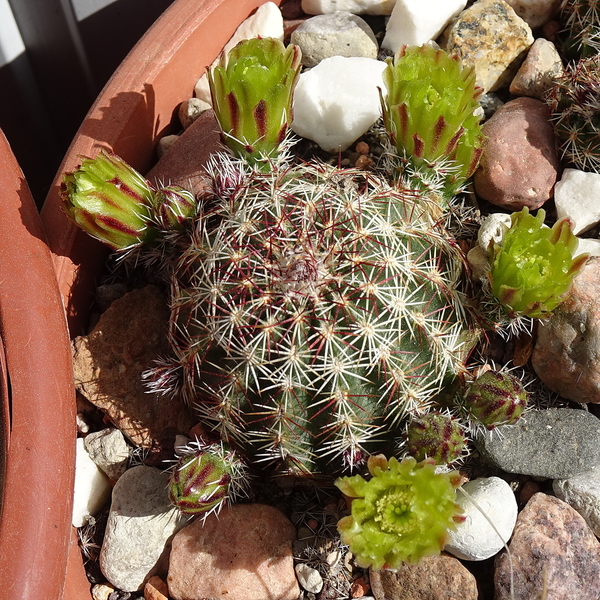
[
  {"xmin": 178, "ymin": 97, "xmax": 211, "ymax": 130},
  {"xmin": 301, "ymin": 0, "xmax": 396, "ymax": 15},
  {"xmin": 554, "ymin": 169, "xmax": 600, "ymax": 235},
  {"xmin": 156, "ymin": 134, "xmax": 179, "ymax": 159},
  {"xmin": 350, "ymin": 576, "xmax": 370, "ymax": 598},
  {"xmin": 295, "ymin": 563, "xmax": 324, "ymax": 594},
  {"xmin": 144, "ymin": 575, "xmax": 169, "ymax": 600},
  {"xmin": 84, "ymin": 427, "xmax": 130, "ymax": 482},
  {"xmin": 92, "ymin": 583, "xmax": 116, "ymax": 600},
  {"xmin": 503, "ymin": 0, "xmax": 560, "ymax": 28}
]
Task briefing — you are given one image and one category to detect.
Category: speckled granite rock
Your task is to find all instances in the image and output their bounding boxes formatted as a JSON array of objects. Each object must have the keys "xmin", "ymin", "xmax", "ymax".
[
  {"xmin": 369, "ymin": 554, "xmax": 478, "ymax": 600},
  {"xmin": 495, "ymin": 493, "xmax": 600, "ymax": 600},
  {"xmin": 475, "ymin": 408, "xmax": 600, "ymax": 479},
  {"xmin": 532, "ymin": 258, "xmax": 600, "ymax": 404},
  {"xmin": 442, "ymin": 0, "xmax": 534, "ymax": 92}
]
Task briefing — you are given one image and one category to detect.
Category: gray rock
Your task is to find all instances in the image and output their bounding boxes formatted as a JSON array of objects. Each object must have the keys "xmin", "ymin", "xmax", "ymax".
[
  {"xmin": 84, "ymin": 427, "xmax": 130, "ymax": 482},
  {"xmin": 495, "ymin": 493, "xmax": 600, "ymax": 600},
  {"xmin": 532, "ymin": 258, "xmax": 600, "ymax": 404},
  {"xmin": 503, "ymin": 0, "xmax": 560, "ymax": 28},
  {"xmin": 99, "ymin": 466, "xmax": 187, "ymax": 592},
  {"xmin": 553, "ymin": 469, "xmax": 600, "ymax": 537},
  {"xmin": 291, "ymin": 12, "xmax": 378, "ymax": 68},
  {"xmin": 442, "ymin": 0, "xmax": 534, "ymax": 93},
  {"xmin": 475, "ymin": 408, "xmax": 600, "ymax": 479},
  {"xmin": 178, "ymin": 97, "xmax": 211, "ymax": 130}
]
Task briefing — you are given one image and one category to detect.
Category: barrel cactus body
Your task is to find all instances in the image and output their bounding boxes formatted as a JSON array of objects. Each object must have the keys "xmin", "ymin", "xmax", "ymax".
[{"xmin": 165, "ymin": 154, "xmax": 478, "ymax": 475}]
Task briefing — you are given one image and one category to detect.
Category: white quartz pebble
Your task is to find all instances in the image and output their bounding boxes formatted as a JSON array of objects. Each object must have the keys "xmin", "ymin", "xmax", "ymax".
[
  {"xmin": 302, "ymin": 0, "xmax": 397, "ymax": 15},
  {"xmin": 194, "ymin": 2, "xmax": 284, "ymax": 103},
  {"xmin": 445, "ymin": 477, "xmax": 518, "ymax": 561},
  {"xmin": 291, "ymin": 56, "xmax": 386, "ymax": 153},
  {"xmin": 554, "ymin": 168, "xmax": 600, "ymax": 235},
  {"xmin": 382, "ymin": 0, "xmax": 467, "ymax": 53},
  {"xmin": 72, "ymin": 437, "xmax": 112, "ymax": 527}
]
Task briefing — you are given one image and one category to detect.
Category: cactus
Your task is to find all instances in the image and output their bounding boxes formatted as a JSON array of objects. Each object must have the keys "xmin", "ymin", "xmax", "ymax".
[
  {"xmin": 404, "ymin": 412, "xmax": 467, "ymax": 464},
  {"xmin": 488, "ymin": 207, "xmax": 588, "ymax": 320},
  {"xmin": 335, "ymin": 455, "xmax": 465, "ymax": 569},
  {"xmin": 61, "ymin": 149, "xmax": 197, "ymax": 251},
  {"xmin": 558, "ymin": 0, "xmax": 600, "ymax": 59},
  {"xmin": 546, "ymin": 54, "xmax": 600, "ymax": 173},
  {"xmin": 463, "ymin": 369, "xmax": 528, "ymax": 430},
  {"xmin": 158, "ymin": 152, "xmax": 480, "ymax": 476},
  {"xmin": 380, "ymin": 44, "xmax": 484, "ymax": 197},
  {"xmin": 168, "ymin": 439, "xmax": 250, "ymax": 516},
  {"xmin": 208, "ymin": 37, "xmax": 302, "ymax": 166}
]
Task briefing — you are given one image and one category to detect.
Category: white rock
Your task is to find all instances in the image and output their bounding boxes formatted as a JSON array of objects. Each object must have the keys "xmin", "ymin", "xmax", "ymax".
[
  {"xmin": 445, "ymin": 477, "xmax": 518, "ymax": 561},
  {"xmin": 84, "ymin": 427, "xmax": 130, "ymax": 482},
  {"xmin": 382, "ymin": 0, "xmax": 467, "ymax": 53},
  {"xmin": 156, "ymin": 134, "xmax": 179, "ymax": 159},
  {"xmin": 467, "ymin": 245, "xmax": 490, "ymax": 281},
  {"xmin": 194, "ymin": 2, "xmax": 284, "ymax": 103},
  {"xmin": 72, "ymin": 437, "xmax": 112, "ymax": 528},
  {"xmin": 478, "ymin": 213, "xmax": 512, "ymax": 254},
  {"xmin": 576, "ymin": 237, "xmax": 600, "ymax": 257},
  {"xmin": 302, "ymin": 0, "xmax": 397, "ymax": 15},
  {"xmin": 295, "ymin": 563, "xmax": 324, "ymax": 593},
  {"xmin": 291, "ymin": 56, "xmax": 386, "ymax": 153},
  {"xmin": 554, "ymin": 168, "xmax": 600, "ymax": 235},
  {"xmin": 553, "ymin": 469, "xmax": 600, "ymax": 536},
  {"xmin": 100, "ymin": 466, "xmax": 187, "ymax": 592}
]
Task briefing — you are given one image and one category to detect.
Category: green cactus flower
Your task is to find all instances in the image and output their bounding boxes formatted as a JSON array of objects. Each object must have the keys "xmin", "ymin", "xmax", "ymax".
[
  {"xmin": 168, "ymin": 439, "xmax": 249, "ymax": 516},
  {"xmin": 380, "ymin": 44, "xmax": 484, "ymax": 197},
  {"xmin": 488, "ymin": 207, "xmax": 588, "ymax": 319},
  {"xmin": 208, "ymin": 37, "xmax": 302, "ymax": 166},
  {"xmin": 61, "ymin": 150, "xmax": 157, "ymax": 250},
  {"xmin": 335, "ymin": 455, "xmax": 465, "ymax": 569}
]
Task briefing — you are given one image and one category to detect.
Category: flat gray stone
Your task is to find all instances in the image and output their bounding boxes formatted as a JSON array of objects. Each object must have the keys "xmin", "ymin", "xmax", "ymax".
[{"xmin": 475, "ymin": 408, "xmax": 600, "ymax": 479}]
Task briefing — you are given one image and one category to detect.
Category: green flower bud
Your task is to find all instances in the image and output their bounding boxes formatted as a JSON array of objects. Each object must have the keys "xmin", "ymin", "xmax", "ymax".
[
  {"xmin": 405, "ymin": 413, "xmax": 467, "ymax": 464},
  {"xmin": 335, "ymin": 455, "xmax": 465, "ymax": 569},
  {"xmin": 152, "ymin": 185, "xmax": 197, "ymax": 231},
  {"xmin": 465, "ymin": 369, "xmax": 527, "ymax": 429},
  {"xmin": 208, "ymin": 37, "xmax": 302, "ymax": 166},
  {"xmin": 60, "ymin": 150, "xmax": 156, "ymax": 250},
  {"xmin": 168, "ymin": 440, "xmax": 249, "ymax": 516},
  {"xmin": 489, "ymin": 207, "xmax": 589, "ymax": 319},
  {"xmin": 381, "ymin": 44, "xmax": 484, "ymax": 195}
]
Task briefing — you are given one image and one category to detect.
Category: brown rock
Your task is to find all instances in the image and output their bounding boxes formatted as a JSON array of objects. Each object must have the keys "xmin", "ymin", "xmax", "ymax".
[
  {"xmin": 167, "ymin": 503, "xmax": 300, "ymax": 600},
  {"xmin": 145, "ymin": 575, "xmax": 169, "ymax": 600},
  {"xmin": 495, "ymin": 492, "xmax": 600, "ymax": 600},
  {"xmin": 532, "ymin": 257, "xmax": 600, "ymax": 403},
  {"xmin": 473, "ymin": 97, "xmax": 560, "ymax": 210},
  {"xmin": 369, "ymin": 553, "xmax": 478, "ymax": 600},
  {"xmin": 72, "ymin": 285, "xmax": 194, "ymax": 448},
  {"xmin": 146, "ymin": 109, "xmax": 223, "ymax": 198}
]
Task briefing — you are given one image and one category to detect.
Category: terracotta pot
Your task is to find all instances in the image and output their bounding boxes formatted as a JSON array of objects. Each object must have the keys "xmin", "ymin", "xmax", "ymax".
[
  {"xmin": 40, "ymin": 0, "xmax": 283, "ymax": 597},
  {"xmin": 0, "ymin": 129, "xmax": 76, "ymax": 599}
]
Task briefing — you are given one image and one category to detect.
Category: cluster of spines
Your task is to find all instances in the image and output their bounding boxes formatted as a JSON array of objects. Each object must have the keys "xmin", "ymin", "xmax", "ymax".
[
  {"xmin": 558, "ymin": 0, "xmax": 600, "ymax": 59},
  {"xmin": 159, "ymin": 152, "xmax": 478, "ymax": 475},
  {"xmin": 546, "ymin": 54, "xmax": 600, "ymax": 173}
]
